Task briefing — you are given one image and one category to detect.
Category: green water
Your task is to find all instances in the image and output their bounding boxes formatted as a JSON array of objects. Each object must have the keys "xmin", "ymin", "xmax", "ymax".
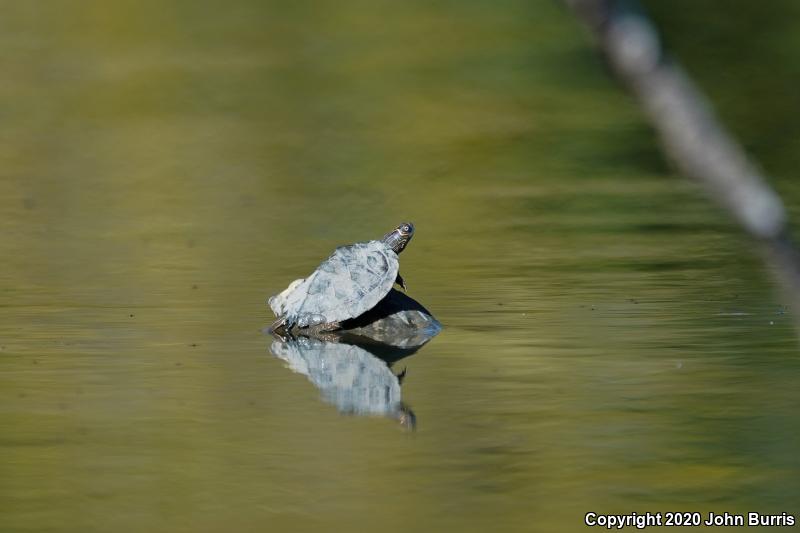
[{"xmin": 2, "ymin": 2, "xmax": 799, "ymax": 532}]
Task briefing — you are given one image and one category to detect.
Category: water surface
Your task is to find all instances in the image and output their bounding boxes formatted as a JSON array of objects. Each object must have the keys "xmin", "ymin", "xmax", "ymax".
[{"xmin": 2, "ymin": 2, "xmax": 799, "ymax": 532}]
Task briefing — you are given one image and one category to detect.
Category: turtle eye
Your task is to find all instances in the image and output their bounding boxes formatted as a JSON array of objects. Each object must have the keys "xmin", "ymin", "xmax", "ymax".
[{"xmin": 402, "ymin": 225, "xmax": 411, "ymax": 233}]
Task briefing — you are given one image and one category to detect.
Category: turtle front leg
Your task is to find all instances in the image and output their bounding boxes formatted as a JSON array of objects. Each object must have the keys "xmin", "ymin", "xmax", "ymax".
[
  {"xmin": 304, "ymin": 321, "xmax": 341, "ymax": 341},
  {"xmin": 269, "ymin": 316, "xmax": 287, "ymax": 333},
  {"xmin": 395, "ymin": 272, "xmax": 407, "ymax": 291},
  {"xmin": 308, "ymin": 321, "xmax": 340, "ymax": 334},
  {"xmin": 271, "ymin": 315, "xmax": 299, "ymax": 336}
]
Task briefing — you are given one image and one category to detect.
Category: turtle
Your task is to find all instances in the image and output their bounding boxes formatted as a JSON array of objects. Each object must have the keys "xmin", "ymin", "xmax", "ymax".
[{"xmin": 268, "ymin": 222, "xmax": 415, "ymax": 334}]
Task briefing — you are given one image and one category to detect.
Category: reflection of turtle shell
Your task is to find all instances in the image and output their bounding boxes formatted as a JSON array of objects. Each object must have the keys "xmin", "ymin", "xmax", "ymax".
[
  {"xmin": 271, "ymin": 337, "xmax": 403, "ymax": 417},
  {"xmin": 269, "ymin": 241, "xmax": 399, "ymax": 328}
]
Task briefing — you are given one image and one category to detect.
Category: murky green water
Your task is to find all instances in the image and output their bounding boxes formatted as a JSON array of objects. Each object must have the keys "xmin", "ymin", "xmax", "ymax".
[{"xmin": 2, "ymin": 2, "xmax": 799, "ymax": 532}]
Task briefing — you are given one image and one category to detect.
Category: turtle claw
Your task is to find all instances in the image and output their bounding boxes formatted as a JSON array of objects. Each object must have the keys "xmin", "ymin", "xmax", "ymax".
[
  {"xmin": 270, "ymin": 315, "xmax": 300, "ymax": 337},
  {"xmin": 269, "ymin": 316, "xmax": 287, "ymax": 334}
]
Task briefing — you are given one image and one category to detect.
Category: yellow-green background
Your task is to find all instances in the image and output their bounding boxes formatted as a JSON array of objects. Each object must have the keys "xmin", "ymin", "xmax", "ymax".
[{"xmin": 1, "ymin": 1, "xmax": 799, "ymax": 532}]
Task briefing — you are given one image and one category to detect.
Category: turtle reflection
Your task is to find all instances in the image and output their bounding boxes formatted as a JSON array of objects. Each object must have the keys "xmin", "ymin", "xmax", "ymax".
[{"xmin": 268, "ymin": 290, "xmax": 441, "ymax": 429}]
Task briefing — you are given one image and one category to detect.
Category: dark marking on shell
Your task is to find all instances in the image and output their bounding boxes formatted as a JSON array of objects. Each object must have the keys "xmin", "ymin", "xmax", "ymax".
[{"xmin": 308, "ymin": 276, "xmax": 331, "ymax": 295}]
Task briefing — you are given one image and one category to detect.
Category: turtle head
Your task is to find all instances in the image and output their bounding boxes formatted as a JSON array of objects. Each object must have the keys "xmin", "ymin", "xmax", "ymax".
[{"xmin": 382, "ymin": 222, "xmax": 415, "ymax": 254}]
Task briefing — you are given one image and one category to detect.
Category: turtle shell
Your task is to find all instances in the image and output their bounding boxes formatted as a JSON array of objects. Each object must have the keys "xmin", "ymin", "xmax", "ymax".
[{"xmin": 269, "ymin": 240, "xmax": 399, "ymax": 328}]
